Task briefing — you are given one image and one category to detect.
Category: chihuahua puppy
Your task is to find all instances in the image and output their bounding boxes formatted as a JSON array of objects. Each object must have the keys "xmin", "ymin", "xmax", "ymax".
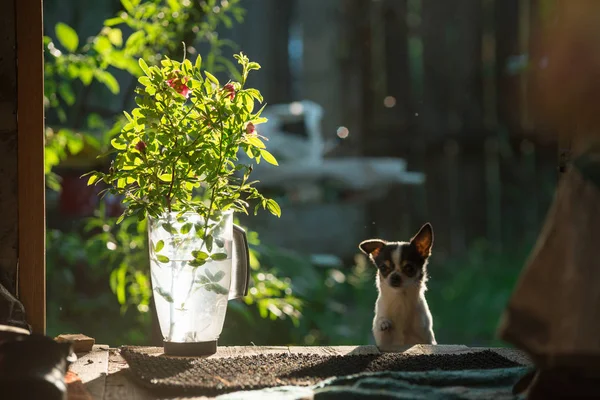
[{"xmin": 359, "ymin": 223, "xmax": 436, "ymax": 350}]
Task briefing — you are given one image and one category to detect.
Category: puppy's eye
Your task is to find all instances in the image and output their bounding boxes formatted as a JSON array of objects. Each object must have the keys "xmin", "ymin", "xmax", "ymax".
[
  {"xmin": 403, "ymin": 264, "xmax": 417, "ymax": 276},
  {"xmin": 378, "ymin": 264, "xmax": 392, "ymax": 274}
]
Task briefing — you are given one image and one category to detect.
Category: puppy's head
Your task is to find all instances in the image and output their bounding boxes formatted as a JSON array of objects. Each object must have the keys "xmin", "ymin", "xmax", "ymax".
[{"xmin": 359, "ymin": 223, "xmax": 433, "ymax": 289}]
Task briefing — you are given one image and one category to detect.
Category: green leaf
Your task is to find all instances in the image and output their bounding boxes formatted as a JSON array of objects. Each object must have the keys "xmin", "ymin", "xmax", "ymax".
[
  {"xmin": 206, "ymin": 283, "xmax": 229, "ymax": 295},
  {"xmin": 55, "ymin": 22, "xmax": 79, "ymax": 52},
  {"xmin": 157, "ymin": 255, "xmax": 170, "ymax": 263},
  {"xmin": 205, "ymin": 270, "xmax": 214, "ymax": 281},
  {"xmin": 161, "ymin": 223, "xmax": 175, "ymax": 234},
  {"xmin": 154, "ymin": 287, "xmax": 174, "ymax": 303},
  {"xmin": 116, "ymin": 264, "xmax": 126, "ymax": 304},
  {"xmin": 121, "ymin": 0, "xmax": 134, "ymax": 12},
  {"xmin": 241, "ymin": 93, "xmax": 254, "ymax": 113},
  {"xmin": 94, "ymin": 70, "xmax": 120, "ymax": 94},
  {"xmin": 194, "ymin": 54, "xmax": 202, "ymax": 70},
  {"xmin": 247, "ymin": 62, "xmax": 261, "ymax": 71},
  {"xmin": 205, "ymin": 234, "xmax": 213, "ymax": 252},
  {"xmin": 106, "ymin": 28, "xmax": 123, "ymax": 47},
  {"xmin": 104, "ymin": 17, "xmax": 123, "ymax": 27},
  {"xmin": 159, "ymin": 174, "xmax": 172, "ymax": 182},
  {"xmin": 138, "ymin": 58, "xmax": 150, "ymax": 76},
  {"xmin": 266, "ymin": 199, "xmax": 282, "ymax": 217},
  {"xmin": 204, "ymin": 71, "xmax": 220, "ymax": 86},
  {"xmin": 87, "ymin": 175, "xmax": 100, "ymax": 186},
  {"xmin": 155, "ymin": 240, "xmax": 164, "ymax": 252},
  {"xmin": 94, "ymin": 36, "xmax": 112, "ymax": 54},
  {"xmin": 189, "ymin": 259, "xmax": 206, "ymax": 267},
  {"xmin": 212, "ymin": 270, "xmax": 225, "ymax": 282},
  {"xmin": 180, "ymin": 222, "xmax": 192, "ymax": 234},
  {"xmin": 138, "ymin": 76, "xmax": 152, "ymax": 86},
  {"xmin": 67, "ymin": 135, "xmax": 84, "ymax": 155},
  {"xmin": 79, "ymin": 66, "xmax": 94, "ymax": 85},
  {"xmin": 211, "ymin": 253, "xmax": 227, "ymax": 261},
  {"xmin": 183, "ymin": 59, "xmax": 193, "ymax": 74},
  {"xmin": 245, "ymin": 88, "xmax": 263, "ymax": 102},
  {"xmin": 58, "ymin": 83, "xmax": 75, "ymax": 106},
  {"xmin": 247, "ymin": 135, "xmax": 266, "ymax": 149},
  {"xmin": 110, "ymin": 137, "xmax": 127, "ymax": 150},
  {"xmin": 167, "ymin": 0, "xmax": 182, "ymax": 11},
  {"xmin": 260, "ymin": 149, "xmax": 279, "ymax": 166},
  {"xmin": 191, "ymin": 250, "xmax": 209, "ymax": 260}
]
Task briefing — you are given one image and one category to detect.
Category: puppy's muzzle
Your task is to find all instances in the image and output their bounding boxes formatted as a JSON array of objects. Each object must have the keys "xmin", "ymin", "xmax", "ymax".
[{"xmin": 389, "ymin": 273, "xmax": 402, "ymax": 287}]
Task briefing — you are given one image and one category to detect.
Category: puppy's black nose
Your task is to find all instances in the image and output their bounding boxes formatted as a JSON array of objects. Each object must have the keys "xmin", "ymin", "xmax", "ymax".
[{"xmin": 389, "ymin": 273, "xmax": 402, "ymax": 287}]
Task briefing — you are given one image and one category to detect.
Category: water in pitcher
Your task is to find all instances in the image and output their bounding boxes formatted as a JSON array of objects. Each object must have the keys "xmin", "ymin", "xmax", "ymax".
[
  {"xmin": 151, "ymin": 249, "xmax": 232, "ymax": 343},
  {"xmin": 148, "ymin": 211, "xmax": 234, "ymax": 343}
]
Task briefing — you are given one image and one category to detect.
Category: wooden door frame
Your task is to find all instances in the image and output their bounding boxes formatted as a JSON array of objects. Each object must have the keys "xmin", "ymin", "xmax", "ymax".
[{"xmin": 16, "ymin": 0, "xmax": 46, "ymax": 334}]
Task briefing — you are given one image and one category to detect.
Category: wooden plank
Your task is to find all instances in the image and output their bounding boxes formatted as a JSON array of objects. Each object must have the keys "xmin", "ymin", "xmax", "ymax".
[
  {"xmin": 105, "ymin": 349, "xmax": 155, "ymax": 400},
  {"xmin": 15, "ymin": 0, "xmax": 46, "ymax": 334},
  {"xmin": 289, "ymin": 345, "xmax": 379, "ymax": 356},
  {"xmin": 382, "ymin": 344, "xmax": 471, "ymax": 354},
  {"xmin": 70, "ymin": 345, "xmax": 109, "ymax": 400},
  {"xmin": 215, "ymin": 346, "xmax": 290, "ymax": 358}
]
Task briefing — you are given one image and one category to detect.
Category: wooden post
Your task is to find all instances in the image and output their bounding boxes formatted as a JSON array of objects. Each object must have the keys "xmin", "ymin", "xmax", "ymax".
[
  {"xmin": 519, "ymin": 139, "xmax": 537, "ymax": 242},
  {"xmin": 16, "ymin": 0, "xmax": 46, "ymax": 334},
  {"xmin": 518, "ymin": 0, "xmax": 531, "ymax": 131},
  {"xmin": 445, "ymin": 140, "xmax": 465, "ymax": 255},
  {"xmin": 482, "ymin": 0, "xmax": 498, "ymax": 131},
  {"xmin": 485, "ymin": 137, "xmax": 502, "ymax": 252}
]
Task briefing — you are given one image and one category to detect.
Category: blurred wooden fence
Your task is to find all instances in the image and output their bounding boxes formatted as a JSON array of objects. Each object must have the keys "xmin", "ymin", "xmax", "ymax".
[{"xmin": 332, "ymin": 0, "xmax": 560, "ymax": 260}]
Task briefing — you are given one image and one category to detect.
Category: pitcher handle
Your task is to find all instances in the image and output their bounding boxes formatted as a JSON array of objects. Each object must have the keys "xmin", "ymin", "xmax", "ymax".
[{"xmin": 229, "ymin": 224, "xmax": 250, "ymax": 300}]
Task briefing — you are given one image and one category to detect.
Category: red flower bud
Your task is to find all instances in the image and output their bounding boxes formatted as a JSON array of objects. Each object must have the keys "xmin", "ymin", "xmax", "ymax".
[
  {"xmin": 246, "ymin": 122, "xmax": 255, "ymax": 135},
  {"xmin": 135, "ymin": 140, "xmax": 147, "ymax": 152},
  {"xmin": 223, "ymin": 83, "xmax": 235, "ymax": 100},
  {"xmin": 166, "ymin": 70, "xmax": 190, "ymax": 98}
]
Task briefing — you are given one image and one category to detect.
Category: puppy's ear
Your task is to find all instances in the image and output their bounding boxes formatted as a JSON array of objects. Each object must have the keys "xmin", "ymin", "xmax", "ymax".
[
  {"xmin": 359, "ymin": 239, "xmax": 386, "ymax": 259},
  {"xmin": 410, "ymin": 223, "xmax": 433, "ymax": 258}
]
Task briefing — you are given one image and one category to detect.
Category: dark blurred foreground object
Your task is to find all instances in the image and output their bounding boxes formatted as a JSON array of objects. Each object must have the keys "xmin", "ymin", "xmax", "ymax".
[
  {"xmin": 499, "ymin": 154, "xmax": 600, "ymax": 398},
  {"xmin": 0, "ymin": 324, "xmax": 76, "ymax": 400},
  {"xmin": 498, "ymin": 3, "xmax": 600, "ymax": 397},
  {"xmin": 0, "ymin": 282, "xmax": 31, "ymax": 332}
]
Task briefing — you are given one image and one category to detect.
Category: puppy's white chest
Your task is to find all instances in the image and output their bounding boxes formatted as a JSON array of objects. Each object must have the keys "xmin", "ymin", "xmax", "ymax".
[{"xmin": 373, "ymin": 286, "xmax": 435, "ymax": 348}]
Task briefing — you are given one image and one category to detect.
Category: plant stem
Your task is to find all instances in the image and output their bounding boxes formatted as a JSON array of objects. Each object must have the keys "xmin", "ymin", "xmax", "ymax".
[
  {"xmin": 181, "ymin": 109, "xmax": 228, "ymax": 309},
  {"xmin": 167, "ymin": 213, "xmax": 176, "ymax": 341}
]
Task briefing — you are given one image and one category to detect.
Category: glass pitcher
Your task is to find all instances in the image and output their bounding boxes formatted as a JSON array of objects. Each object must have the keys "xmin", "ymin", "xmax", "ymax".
[{"xmin": 147, "ymin": 210, "xmax": 249, "ymax": 356}]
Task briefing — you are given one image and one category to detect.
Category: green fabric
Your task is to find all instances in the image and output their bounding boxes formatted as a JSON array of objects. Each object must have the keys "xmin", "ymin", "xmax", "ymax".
[
  {"xmin": 217, "ymin": 367, "xmax": 532, "ymax": 400},
  {"xmin": 313, "ymin": 367, "xmax": 531, "ymax": 399}
]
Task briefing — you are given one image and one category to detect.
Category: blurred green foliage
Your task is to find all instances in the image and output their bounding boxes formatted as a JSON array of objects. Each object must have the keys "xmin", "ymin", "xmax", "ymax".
[{"xmin": 426, "ymin": 240, "xmax": 529, "ymax": 347}]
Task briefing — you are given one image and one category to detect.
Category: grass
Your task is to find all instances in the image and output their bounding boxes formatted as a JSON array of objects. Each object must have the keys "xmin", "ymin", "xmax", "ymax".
[{"xmin": 426, "ymin": 240, "xmax": 532, "ymax": 347}]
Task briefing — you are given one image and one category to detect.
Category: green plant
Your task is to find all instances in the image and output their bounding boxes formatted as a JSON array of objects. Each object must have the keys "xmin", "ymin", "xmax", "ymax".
[
  {"xmin": 88, "ymin": 53, "xmax": 279, "ymax": 220},
  {"xmin": 43, "ymin": 0, "xmax": 300, "ymax": 344},
  {"xmin": 86, "ymin": 52, "xmax": 281, "ymax": 275}
]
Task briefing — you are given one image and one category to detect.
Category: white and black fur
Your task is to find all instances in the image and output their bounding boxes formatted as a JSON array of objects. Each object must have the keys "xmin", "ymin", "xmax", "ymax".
[{"xmin": 359, "ymin": 223, "xmax": 436, "ymax": 350}]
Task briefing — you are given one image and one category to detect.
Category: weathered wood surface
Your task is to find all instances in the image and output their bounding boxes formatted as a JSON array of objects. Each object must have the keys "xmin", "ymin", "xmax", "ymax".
[
  {"xmin": 73, "ymin": 346, "xmax": 110, "ymax": 400},
  {"xmin": 71, "ymin": 345, "xmax": 532, "ymax": 400},
  {"xmin": 16, "ymin": 0, "xmax": 46, "ymax": 335}
]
